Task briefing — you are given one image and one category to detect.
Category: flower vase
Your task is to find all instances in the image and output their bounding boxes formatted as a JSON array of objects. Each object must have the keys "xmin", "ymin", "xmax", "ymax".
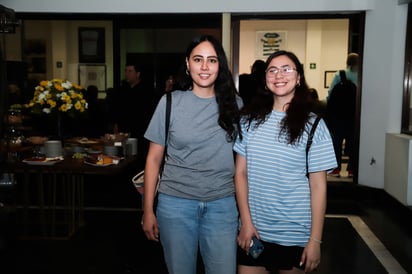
[
  {"xmin": 54, "ymin": 112, "xmax": 63, "ymax": 140},
  {"xmin": 58, "ymin": 113, "xmax": 62, "ymax": 139}
]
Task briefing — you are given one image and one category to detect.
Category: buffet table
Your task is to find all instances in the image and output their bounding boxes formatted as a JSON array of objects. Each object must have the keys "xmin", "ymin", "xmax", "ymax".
[{"xmin": 2, "ymin": 155, "xmax": 140, "ymax": 239}]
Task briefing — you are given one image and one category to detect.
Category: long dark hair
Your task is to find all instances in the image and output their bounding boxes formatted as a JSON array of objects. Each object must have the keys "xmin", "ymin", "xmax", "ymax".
[
  {"xmin": 178, "ymin": 35, "xmax": 241, "ymax": 141},
  {"xmin": 242, "ymin": 50, "xmax": 312, "ymax": 144}
]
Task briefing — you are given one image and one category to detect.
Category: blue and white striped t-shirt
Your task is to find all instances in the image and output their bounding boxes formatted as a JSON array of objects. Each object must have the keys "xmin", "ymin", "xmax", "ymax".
[{"xmin": 234, "ymin": 110, "xmax": 337, "ymax": 246}]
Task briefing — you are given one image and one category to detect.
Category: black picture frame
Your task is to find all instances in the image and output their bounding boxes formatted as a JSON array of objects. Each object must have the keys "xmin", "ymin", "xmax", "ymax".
[
  {"xmin": 78, "ymin": 27, "xmax": 105, "ymax": 63},
  {"xmin": 324, "ymin": 70, "xmax": 337, "ymax": 88}
]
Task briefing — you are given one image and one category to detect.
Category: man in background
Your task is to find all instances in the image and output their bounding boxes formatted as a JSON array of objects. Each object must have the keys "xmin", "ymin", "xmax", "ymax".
[
  {"xmin": 111, "ymin": 63, "xmax": 158, "ymax": 170},
  {"xmin": 326, "ymin": 53, "xmax": 359, "ymax": 178}
]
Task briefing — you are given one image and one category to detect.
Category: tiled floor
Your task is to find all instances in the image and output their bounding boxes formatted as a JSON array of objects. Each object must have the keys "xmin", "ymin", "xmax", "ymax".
[{"xmin": 1, "ymin": 181, "xmax": 412, "ymax": 274}]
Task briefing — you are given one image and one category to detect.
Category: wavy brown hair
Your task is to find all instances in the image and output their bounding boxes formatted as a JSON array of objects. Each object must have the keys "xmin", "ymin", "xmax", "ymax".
[
  {"xmin": 241, "ymin": 50, "xmax": 313, "ymax": 145},
  {"xmin": 178, "ymin": 35, "xmax": 241, "ymax": 141}
]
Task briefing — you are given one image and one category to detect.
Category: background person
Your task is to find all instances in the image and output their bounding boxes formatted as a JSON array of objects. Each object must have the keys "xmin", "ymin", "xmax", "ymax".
[
  {"xmin": 238, "ymin": 59, "xmax": 266, "ymax": 107},
  {"xmin": 326, "ymin": 53, "xmax": 359, "ymax": 177},
  {"xmin": 142, "ymin": 34, "xmax": 242, "ymax": 274},
  {"xmin": 78, "ymin": 85, "xmax": 107, "ymax": 138},
  {"xmin": 234, "ymin": 50, "xmax": 337, "ymax": 274},
  {"xmin": 164, "ymin": 75, "xmax": 175, "ymax": 93},
  {"xmin": 308, "ymin": 88, "xmax": 327, "ymax": 118},
  {"xmin": 111, "ymin": 63, "xmax": 159, "ymax": 169}
]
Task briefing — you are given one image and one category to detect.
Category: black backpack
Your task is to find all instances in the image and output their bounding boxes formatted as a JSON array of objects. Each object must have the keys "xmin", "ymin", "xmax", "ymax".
[{"xmin": 326, "ymin": 70, "xmax": 357, "ymax": 120}]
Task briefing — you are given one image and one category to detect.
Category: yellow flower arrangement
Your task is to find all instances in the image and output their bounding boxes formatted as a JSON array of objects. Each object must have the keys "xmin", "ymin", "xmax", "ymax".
[{"xmin": 25, "ymin": 79, "xmax": 88, "ymax": 118}]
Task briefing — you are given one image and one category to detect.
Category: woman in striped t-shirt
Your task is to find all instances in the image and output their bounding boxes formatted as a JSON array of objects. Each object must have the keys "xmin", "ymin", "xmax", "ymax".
[{"xmin": 234, "ymin": 50, "xmax": 337, "ymax": 274}]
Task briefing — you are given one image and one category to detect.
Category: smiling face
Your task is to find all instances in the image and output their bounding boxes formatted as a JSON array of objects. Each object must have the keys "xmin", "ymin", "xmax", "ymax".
[
  {"xmin": 186, "ymin": 41, "xmax": 219, "ymax": 95},
  {"xmin": 265, "ymin": 55, "xmax": 300, "ymax": 102}
]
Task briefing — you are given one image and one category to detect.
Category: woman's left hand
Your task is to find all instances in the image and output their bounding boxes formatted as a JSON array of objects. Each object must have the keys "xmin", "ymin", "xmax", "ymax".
[
  {"xmin": 300, "ymin": 240, "xmax": 321, "ymax": 273},
  {"xmin": 237, "ymin": 225, "xmax": 258, "ymax": 253}
]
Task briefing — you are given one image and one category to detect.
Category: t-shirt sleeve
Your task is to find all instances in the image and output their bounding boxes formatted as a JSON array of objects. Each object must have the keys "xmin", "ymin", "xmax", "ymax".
[
  {"xmin": 327, "ymin": 72, "xmax": 340, "ymax": 101},
  {"xmin": 233, "ymin": 122, "xmax": 247, "ymax": 157},
  {"xmin": 144, "ymin": 94, "xmax": 167, "ymax": 146},
  {"xmin": 308, "ymin": 118, "xmax": 338, "ymax": 173}
]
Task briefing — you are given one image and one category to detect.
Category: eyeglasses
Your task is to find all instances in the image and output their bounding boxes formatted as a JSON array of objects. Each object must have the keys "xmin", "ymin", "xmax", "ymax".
[{"xmin": 266, "ymin": 66, "xmax": 297, "ymax": 77}]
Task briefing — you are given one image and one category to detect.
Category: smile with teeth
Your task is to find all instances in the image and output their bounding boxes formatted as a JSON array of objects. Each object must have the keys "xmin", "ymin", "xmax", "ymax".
[{"xmin": 274, "ymin": 82, "xmax": 287, "ymax": 87}]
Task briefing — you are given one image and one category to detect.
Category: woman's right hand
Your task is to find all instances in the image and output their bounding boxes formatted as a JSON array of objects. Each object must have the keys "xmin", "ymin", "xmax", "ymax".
[
  {"xmin": 141, "ymin": 211, "xmax": 159, "ymax": 241},
  {"xmin": 142, "ymin": 142, "xmax": 164, "ymax": 242}
]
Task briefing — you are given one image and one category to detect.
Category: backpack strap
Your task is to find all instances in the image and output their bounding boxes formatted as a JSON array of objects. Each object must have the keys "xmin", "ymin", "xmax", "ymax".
[
  {"xmin": 161, "ymin": 92, "xmax": 172, "ymax": 172},
  {"xmin": 165, "ymin": 92, "xmax": 171, "ymax": 146},
  {"xmin": 306, "ymin": 116, "xmax": 321, "ymax": 178},
  {"xmin": 339, "ymin": 70, "xmax": 347, "ymax": 81}
]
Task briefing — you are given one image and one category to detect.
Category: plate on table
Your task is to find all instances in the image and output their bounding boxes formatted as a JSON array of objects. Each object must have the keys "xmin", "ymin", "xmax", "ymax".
[
  {"xmin": 67, "ymin": 137, "xmax": 101, "ymax": 145},
  {"xmin": 84, "ymin": 161, "xmax": 114, "ymax": 167},
  {"xmin": 23, "ymin": 156, "xmax": 63, "ymax": 165},
  {"xmin": 78, "ymin": 138, "xmax": 100, "ymax": 145},
  {"xmin": 83, "ymin": 155, "xmax": 122, "ymax": 167}
]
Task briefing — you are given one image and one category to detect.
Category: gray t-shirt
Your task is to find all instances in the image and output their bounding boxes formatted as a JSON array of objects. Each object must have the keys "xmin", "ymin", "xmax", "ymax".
[{"xmin": 144, "ymin": 90, "xmax": 238, "ymax": 201}]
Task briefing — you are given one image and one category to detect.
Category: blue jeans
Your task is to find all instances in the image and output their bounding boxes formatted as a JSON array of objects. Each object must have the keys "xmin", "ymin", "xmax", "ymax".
[{"xmin": 156, "ymin": 193, "xmax": 238, "ymax": 274}]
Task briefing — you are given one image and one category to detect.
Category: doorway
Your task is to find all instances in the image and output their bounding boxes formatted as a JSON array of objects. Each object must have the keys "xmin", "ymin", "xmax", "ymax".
[{"xmin": 231, "ymin": 13, "xmax": 364, "ymax": 183}]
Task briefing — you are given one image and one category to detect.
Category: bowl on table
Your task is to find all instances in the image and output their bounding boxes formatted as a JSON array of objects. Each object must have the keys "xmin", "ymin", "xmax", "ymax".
[{"xmin": 27, "ymin": 136, "xmax": 48, "ymax": 145}]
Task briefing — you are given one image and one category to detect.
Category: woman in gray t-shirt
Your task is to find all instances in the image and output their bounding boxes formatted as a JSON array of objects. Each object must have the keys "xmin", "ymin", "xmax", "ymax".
[{"xmin": 142, "ymin": 34, "xmax": 242, "ymax": 274}]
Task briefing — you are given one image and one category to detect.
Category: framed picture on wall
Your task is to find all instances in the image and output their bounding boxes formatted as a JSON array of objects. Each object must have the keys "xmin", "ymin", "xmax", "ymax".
[
  {"xmin": 78, "ymin": 27, "xmax": 105, "ymax": 63},
  {"xmin": 324, "ymin": 70, "xmax": 337, "ymax": 88},
  {"xmin": 78, "ymin": 64, "xmax": 106, "ymax": 92},
  {"xmin": 255, "ymin": 31, "xmax": 287, "ymax": 59}
]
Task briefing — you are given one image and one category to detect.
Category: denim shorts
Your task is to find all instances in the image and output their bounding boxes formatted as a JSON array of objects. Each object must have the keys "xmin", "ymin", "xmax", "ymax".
[
  {"xmin": 237, "ymin": 239, "xmax": 305, "ymax": 271},
  {"xmin": 156, "ymin": 193, "xmax": 238, "ymax": 274}
]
